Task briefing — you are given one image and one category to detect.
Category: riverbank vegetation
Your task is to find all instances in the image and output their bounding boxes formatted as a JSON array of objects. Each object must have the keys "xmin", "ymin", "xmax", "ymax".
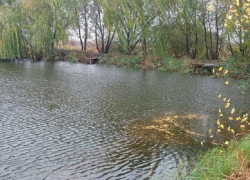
[
  {"xmin": 186, "ymin": 135, "xmax": 250, "ymax": 179},
  {"xmin": 1, "ymin": 0, "xmax": 250, "ymax": 79},
  {"xmin": 0, "ymin": 0, "xmax": 249, "ymax": 63}
]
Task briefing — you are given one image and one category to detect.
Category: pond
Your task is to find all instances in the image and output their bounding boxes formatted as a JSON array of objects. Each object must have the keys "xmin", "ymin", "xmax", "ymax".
[{"xmin": 0, "ymin": 61, "xmax": 249, "ymax": 180}]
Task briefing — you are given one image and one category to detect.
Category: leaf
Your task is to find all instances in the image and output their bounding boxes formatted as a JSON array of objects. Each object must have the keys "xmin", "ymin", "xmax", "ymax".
[
  {"xmin": 225, "ymin": 102, "xmax": 230, "ymax": 108},
  {"xmin": 236, "ymin": 116, "xmax": 241, "ymax": 121},
  {"xmin": 240, "ymin": 125, "xmax": 246, "ymax": 129},
  {"xmin": 243, "ymin": 113, "xmax": 248, "ymax": 120},
  {"xmin": 236, "ymin": 0, "xmax": 240, "ymax": 6},
  {"xmin": 207, "ymin": 6, "xmax": 213, "ymax": 11},
  {"xmin": 207, "ymin": 0, "xmax": 214, "ymax": 11},
  {"xmin": 208, "ymin": 128, "xmax": 212, "ymax": 133},
  {"xmin": 218, "ymin": 94, "xmax": 222, "ymax": 98},
  {"xmin": 219, "ymin": 67, "xmax": 223, "ymax": 71},
  {"xmin": 231, "ymin": 108, "xmax": 236, "ymax": 114}
]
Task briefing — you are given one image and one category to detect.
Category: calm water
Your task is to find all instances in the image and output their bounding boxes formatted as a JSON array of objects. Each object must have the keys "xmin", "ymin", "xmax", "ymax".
[{"xmin": 0, "ymin": 61, "xmax": 249, "ymax": 180}]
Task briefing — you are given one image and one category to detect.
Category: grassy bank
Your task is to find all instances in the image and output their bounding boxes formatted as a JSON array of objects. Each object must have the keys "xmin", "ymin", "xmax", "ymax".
[
  {"xmin": 185, "ymin": 135, "xmax": 250, "ymax": 180},
  {"xmin": 99, "ymin": 54, "xmax": 192, "ymax": 73}
]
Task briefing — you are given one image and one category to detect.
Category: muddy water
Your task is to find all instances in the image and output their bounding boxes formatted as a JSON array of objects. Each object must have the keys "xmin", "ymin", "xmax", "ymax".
[{"xmin": 0, "ymin": 61, "xmax": 249, "ymax": 180}]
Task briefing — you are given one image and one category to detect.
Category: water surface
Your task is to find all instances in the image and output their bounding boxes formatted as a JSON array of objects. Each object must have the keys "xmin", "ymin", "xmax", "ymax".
[{"xmin": 0, "ymin": 61, "xmax": 249, "ymax": 179}]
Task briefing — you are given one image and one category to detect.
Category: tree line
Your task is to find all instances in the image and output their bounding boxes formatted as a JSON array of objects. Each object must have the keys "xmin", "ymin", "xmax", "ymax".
[{"xmin": 0, "ymin": 0, "xmax": 249, "ymax": 63}]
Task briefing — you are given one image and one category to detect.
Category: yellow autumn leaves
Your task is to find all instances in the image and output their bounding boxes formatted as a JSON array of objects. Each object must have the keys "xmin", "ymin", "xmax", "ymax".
[
  {"xmin": 223, "ymin": 0, "xmax": 250, "ymax": 27},
  {"xmin": 207, "ymin": 0, "xmax": 214, "ymax": 11},
  {"xmin": 201, "ymin": 67, "xmax": 249, "ymax": 147}
]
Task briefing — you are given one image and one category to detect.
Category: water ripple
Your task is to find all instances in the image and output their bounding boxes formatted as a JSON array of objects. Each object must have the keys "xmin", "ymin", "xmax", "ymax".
[{"xmin": 0, "ymin": 62, "xmax": 249, "ymax": 179}]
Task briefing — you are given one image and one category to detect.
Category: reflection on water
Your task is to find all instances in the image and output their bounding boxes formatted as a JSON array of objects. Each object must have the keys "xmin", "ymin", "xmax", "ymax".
[{"xmin": 0, "ymin": 61, "xmax": 249, "ymax": 180}]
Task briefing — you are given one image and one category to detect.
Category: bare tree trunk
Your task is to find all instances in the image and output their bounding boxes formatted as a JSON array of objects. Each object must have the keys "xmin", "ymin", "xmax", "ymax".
[
  {"xmin": 208, "ymin": 17, "xmax": 214, "ymax": 59},
  {"xmin": 83, "ymin": 5, "xmax": 88, "ymax": 51},
  {"xmin": 215, "ymin": 0, "xmax": 219, "ymax": 60},
  {"xmin": 193, "ymin": 27, "xmax": 198, "ymax": 59},
  {"xmin": 239, "ymin": 27, "xmax": 244, "ymax": 56},
  {"xmin": 202, "ymin": 16, "xmax": 209, "ymax": 60},
  {"xmin": 142, "ymin": 36, "xmax": 147, "ymax": 63},
  {"xmin": 228, "ymin": 34, "xmax": 234, "ymax": 56},
  {"xmin": 95, "ymin": 26, "xmax": 100, "ymax": 53},
  {"xmin": 185, "ymin": 36, "xmax": 190, "ymax": 56},
  {"xmin": 75, "ymin": 8, "xmax": 84, "ymax": 51}
]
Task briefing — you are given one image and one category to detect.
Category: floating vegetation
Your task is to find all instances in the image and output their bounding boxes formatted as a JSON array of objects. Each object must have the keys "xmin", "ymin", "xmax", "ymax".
[{"xmin": 127, "ymin": 113, "xmax": 206, "ymax": 145}]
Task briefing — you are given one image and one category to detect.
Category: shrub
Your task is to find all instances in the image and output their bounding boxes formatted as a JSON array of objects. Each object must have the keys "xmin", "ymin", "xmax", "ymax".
[{"xmin": 68, "ymin": 51, "xmax": 78, "ymax": 63}]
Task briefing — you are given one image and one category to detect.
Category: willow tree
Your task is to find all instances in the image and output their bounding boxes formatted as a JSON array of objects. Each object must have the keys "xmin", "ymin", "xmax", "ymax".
[
  {"xmin": 0, "ymin": 0, "xmax": 70, "ymax": 60},
  {"xmin": 103, "ymin": 0, "xmax": 143, "ymax": 55},
  {"xmin": 71, "ymin": 0, "xmax": 89, "ymax": 51},
  {"xmin": 104, "ymin": 0, "xmax": 161, "ymax": 62},
  {"xmin": 21, "ymin": 0, "xmax": 70, "ymax": 59},
  {"xmin": 89, "ymin": 0, "xmax": 116, "ymax": 54}
]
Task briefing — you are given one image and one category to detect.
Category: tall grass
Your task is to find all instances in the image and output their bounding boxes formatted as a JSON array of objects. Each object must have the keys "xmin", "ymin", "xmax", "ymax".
[{"xmin": 186, "ymin": 134, "xmax": 250, "ymax": 179}]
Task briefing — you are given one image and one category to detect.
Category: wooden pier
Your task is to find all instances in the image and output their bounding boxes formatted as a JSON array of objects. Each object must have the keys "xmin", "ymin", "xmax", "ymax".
[
  {"xmin": 191, "ymin": 63, "xmax": 218, "ymax": 73},
  {"xmin": 84, "ymin": 56, "xmax": 99, "ymax": 64}
]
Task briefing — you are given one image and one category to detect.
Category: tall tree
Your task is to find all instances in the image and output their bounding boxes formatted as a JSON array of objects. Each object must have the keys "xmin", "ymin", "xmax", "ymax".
[
  {"xmin": 104, "ymin": 0, "xmax": 143, "ymax": 55},
  {"xmin": 71, "ymin": 0, "xmax": 89, "ymax": 51},
  {"xmin": 0, "ymin": 0, "xmax": 71, "ymax": 59},
  {"xmin": 104, "ymin": 0, "xmax": 161, "ymax": 62},
  {"xmin": 89, "ymin": 0, "xmax": 115, "ymax": 54}
]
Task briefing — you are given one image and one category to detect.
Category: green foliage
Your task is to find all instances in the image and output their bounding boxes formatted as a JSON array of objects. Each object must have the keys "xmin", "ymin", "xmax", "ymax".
[
  {"xmin": 158, "ymin": 56, "xmax": 190, "ymax": 72},
  {"xmin": 99, "ymin": 54, "xmax": 142, "ymax": 68},
  {"xmin": 224, "ymin": 57, "xmax": 250, "ymax": 79},
  {"xmin": 68, "ymin": 51, "xmax": 78, "ymax": 63},
  {"xmin": 186, "ymin": 135, "xmax": 250, "ymax": 179},
  {"xmin": 0, "ymin": 0, "xmax": 70, "ymax": 60},
  {"xmin": 0, "ymin": 24, "xmax": 27, "ymax": 59},
  {"xmin": 103, "ymin": 0, "xmax": 140, "ymax": 55},
  {"xmin": 225, "ymin": 0, "xmax": 250, "ymax": 59},
  {"xmin": 0, "ymin": 0, "xmax": 247, "ymax": 63},
  {"xmin": 104, "ymin": 0, "xmax": 161, "ymax": 61}
]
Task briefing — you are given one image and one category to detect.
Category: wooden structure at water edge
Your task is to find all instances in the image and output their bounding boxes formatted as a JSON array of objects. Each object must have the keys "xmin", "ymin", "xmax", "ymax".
[
  {"xmin": 83, "ymin": 56, "xmax": 99, "ymax": 64},
  {"xmin": 191, "ymin": 63, "xmax": 219, "ymax": 73}
]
